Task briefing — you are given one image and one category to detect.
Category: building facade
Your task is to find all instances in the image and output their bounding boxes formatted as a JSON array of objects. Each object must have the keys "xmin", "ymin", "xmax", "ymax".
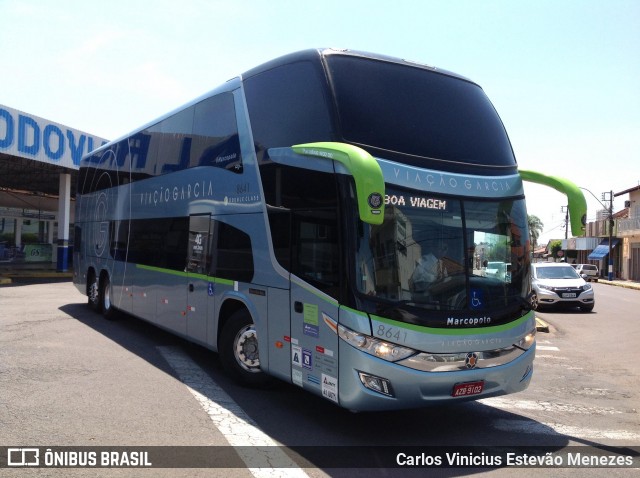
[
  {"xmin": 615, "ymin": 185, "xmax": 640, "ymax": 281},
  {"xmin": 0, "ymin": 104, "xmax": 107, "ymax": 269}
]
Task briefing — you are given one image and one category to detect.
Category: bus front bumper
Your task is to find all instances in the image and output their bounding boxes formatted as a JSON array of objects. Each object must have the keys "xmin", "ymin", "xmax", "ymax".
[{"xmin": 337, "ymin": 341, "xmax": 535, "ymax": 412}]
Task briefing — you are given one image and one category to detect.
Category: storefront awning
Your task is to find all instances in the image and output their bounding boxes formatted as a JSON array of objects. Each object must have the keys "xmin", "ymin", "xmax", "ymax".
[{"xmin": 588, "ymin": 238, "xmax": 619, "ymax": 260}]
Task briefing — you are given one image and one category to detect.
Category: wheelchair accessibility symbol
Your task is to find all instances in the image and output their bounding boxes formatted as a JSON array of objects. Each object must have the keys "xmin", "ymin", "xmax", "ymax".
[{"xmin": 470, "ymin": 288, "xmax": 484, "ymax": 309}]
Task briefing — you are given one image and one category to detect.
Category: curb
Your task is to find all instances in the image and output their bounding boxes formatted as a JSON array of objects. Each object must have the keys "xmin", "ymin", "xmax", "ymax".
[
  {"xmin": 599, "ymin": 280, "xmax": 640, "ymax": 291},
  {"xmin": 535, "ymin": 317, "xmax": 550, "ymax": 333},
  {"xmin": 0, "ymin": 272, "xmax": 73, "ymax": 285}
]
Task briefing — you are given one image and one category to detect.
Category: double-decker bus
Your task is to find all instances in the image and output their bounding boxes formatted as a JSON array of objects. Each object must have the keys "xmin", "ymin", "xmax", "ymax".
[{"xmin": 73, "ymin": 48, "xmax": 586, "ymax": 411}]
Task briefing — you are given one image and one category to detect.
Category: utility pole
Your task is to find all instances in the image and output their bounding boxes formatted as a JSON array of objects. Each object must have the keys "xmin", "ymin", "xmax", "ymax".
[
  {"xmin": 561, "ymin": 205, "xmax": 569, "ymax": 240},
  {"xmin": 602, "ymin": 190, "xmax": 614, "ymax": 281}
]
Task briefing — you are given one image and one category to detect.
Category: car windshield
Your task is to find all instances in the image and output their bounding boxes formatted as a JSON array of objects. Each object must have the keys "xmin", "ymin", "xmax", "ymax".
[
  {"xmin": 353, "ymin": 186, "xmax": 530, "ymax": 312},
  {"xmin": 536, "ymin": 266, "xmax": 580, "ymax": 280}
]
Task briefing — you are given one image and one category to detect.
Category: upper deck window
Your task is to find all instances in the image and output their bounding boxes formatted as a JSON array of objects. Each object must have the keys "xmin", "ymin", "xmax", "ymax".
[
  {"xmin": 244, "ymin": 61, "xmax": 334, "ymax": 154},
  {"xmin": 325, "ymin": 55, "xmax": 516, "ymax": 170}
]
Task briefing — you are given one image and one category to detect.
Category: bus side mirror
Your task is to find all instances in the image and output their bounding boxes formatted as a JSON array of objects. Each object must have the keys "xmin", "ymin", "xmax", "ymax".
[{"xmin": 519, "ymin": 169, "xmax": 587, "ymax": 237}]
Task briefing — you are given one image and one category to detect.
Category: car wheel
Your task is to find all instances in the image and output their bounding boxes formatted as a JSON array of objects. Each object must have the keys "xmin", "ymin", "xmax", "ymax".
[
  {"xmin": 530, "ymin": 292, "xmax": 539, "ymax": 311},
  {"xmin": 580, "ymin": 304, "xmax": 594, "ymax": 313}
]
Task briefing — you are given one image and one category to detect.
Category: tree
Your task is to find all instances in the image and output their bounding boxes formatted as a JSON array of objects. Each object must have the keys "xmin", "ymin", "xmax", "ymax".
[
  {"xmin": 549, "ymin": 239, "xmax": 563, "ymax": 259},
  {"xmin": 528, "ymin": 215, "xmax": 544, "ymax": 250}
]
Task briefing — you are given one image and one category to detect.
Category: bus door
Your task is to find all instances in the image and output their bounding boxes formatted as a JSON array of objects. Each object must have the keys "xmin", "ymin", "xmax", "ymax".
[
  {"xmin": 289, "ymin": 210, "xmax": 341, "ymax": 403},
  {"xmin": 185, "ymin": 214, "xmax": 212, "ymax": 345}
]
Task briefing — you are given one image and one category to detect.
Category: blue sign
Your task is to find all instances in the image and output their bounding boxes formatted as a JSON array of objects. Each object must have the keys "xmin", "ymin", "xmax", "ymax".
[
  {"xmin": 470, "ymin": 288, "xmax": 484, "ymax": 309},
  {"xmin": 0, "ymin": 105, "xmax": 107, "ymax": 168}
]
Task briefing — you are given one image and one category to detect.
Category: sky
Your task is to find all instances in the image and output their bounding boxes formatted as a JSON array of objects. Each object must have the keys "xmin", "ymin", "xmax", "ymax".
[{"xmin": 1, "ymin": 0, "xmax": 639, "ymax": 244}]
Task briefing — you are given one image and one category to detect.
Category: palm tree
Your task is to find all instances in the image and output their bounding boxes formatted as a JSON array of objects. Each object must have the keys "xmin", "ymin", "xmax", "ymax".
[{"xmin": 528, "ymin": 215, "xmax": 544, "ymax": 250}]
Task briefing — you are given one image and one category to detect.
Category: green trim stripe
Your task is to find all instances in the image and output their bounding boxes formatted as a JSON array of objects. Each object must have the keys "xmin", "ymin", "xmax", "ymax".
[
  {"xmin": 291, "ymin": 275, "xmax": 339, "ymax": 307},
  {"xmin": 136, "ymin": 263, "xmax": 234, "ymax": 285},
  {"xmin": 371, "ymin": 311, "xmax": 534, "ymax": 336}
]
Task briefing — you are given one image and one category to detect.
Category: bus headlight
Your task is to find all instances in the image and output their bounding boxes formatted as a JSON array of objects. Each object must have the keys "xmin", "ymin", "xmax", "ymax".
[
  {"xmin": 515, "ymin": 326, "xmax": 536, "ymax": 351},
  {"xmin": 338, "ymin": 324, "xmax": 416, "ymax": 362}
]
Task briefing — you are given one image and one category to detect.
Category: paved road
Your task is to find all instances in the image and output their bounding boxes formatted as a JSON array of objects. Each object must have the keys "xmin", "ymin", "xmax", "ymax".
[{"xmin": 1, "ymin": 281, "xmax": 638, "ymax": 477}]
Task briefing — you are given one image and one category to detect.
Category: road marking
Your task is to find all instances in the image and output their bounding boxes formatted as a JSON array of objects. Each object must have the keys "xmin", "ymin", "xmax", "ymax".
[
  {"xmin": 480, "ymin": 396, "xmax": 622, "ymax": 415},
  {"xmin": 481, "ymin": 397, "xmax": 639, "ymax": 440},
  {"xmin": 157, "ymin": 346, "xmax": 309, "ymax": 478},
  {"xmin": 536, "ymin": 345, "xmax": 560, "ymax": 351},
  {"xmin": 492, "ymin": 419, "xmax": 640, "ymax": 441}
]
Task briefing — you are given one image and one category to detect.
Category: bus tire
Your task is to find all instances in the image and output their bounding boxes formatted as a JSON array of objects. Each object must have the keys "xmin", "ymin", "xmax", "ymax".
[
  {"xmin": 219, "ymin": 309, "xmax": 269, "ymax": 387},
  {"xmin": 99, "ymin": 274, "xmax": 116, "ymax": 320},
  {"xmin": 87, "ymin": 271, "xmax": 101, "ymax": 313}
]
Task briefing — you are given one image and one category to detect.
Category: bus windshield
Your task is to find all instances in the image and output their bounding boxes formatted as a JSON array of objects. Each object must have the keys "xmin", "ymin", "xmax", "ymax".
[
  {"xmin": 326, "ymin": 55, "xmax": 516, "ymax": 170},
  {"xmin": 353, "ymin": 186, "xmax": 530, "ymax": 313}
]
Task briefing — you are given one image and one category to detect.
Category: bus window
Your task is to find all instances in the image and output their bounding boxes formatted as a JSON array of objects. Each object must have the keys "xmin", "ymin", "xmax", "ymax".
[
  {"xmin": 292, "ymin": 210, "xmax": 340, "ymax": 297},
  {"xmin": 211, "ymin": 222, "xmax": 254, "ymax": 283},
  {"xmin": 244, "ymin": 60, "xmax": 333, "ymax": 155}
]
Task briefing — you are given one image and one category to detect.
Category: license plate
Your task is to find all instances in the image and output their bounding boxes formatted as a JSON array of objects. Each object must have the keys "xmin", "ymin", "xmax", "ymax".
[
  {"xmin": 452, "ymin": 381, "xmax": 484, "ymax": 397},
  {"xmin": 562, "ymin": 293, "xmax": 577, "ymax": 298}
]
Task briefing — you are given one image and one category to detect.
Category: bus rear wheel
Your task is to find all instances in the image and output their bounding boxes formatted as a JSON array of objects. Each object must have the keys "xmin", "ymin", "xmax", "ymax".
[
  {"xmin": 87, "ymin": 271, "xmax": 101, "ymax": 312},
  {"xmin": 220, "ymin": 309, "xmax": 269, "ymax": 387},
  {"xmin": 99, "ymin": 274, "xmax": 116, "ymax": 320}
]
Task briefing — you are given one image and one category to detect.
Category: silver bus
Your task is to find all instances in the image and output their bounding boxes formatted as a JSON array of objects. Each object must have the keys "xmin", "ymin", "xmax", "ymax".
[{"xmin": 73, "ymin": 49, "xmax": 586, "ymax": 411}]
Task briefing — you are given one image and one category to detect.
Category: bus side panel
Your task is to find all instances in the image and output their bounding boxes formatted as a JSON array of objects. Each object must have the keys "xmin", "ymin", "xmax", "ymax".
[
  {"xmin": 132, "ymin": 264, "xmax": 157, "ymax": 323},
  {"xmin": 186, "ymin": 275, "xmax": 211, "ymax": 346},
  {"xmin": 289, "ymin": 279, "xmax": 340, "ymax": 404},
  {"xmin": 110, "ymin": 259, "xmax": 132, "ymax": 313},
  {"xmin": 266, "ymin": 287, "xmax": 291, "ymax": 382},
  {"xmin": 155, "ymin": 270, "xmax": 188, "ymax": 336}
]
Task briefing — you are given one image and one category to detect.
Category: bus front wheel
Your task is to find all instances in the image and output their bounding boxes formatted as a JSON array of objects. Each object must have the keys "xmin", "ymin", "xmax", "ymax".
[{"xmin": 220, "ymin": 309, "xmax": 269, "ymax": 387}]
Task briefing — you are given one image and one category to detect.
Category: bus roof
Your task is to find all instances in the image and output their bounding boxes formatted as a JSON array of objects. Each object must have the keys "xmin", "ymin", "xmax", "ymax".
[{"xmin": 241, "ymin": 48, "xmax": 474, "ymax": 85}]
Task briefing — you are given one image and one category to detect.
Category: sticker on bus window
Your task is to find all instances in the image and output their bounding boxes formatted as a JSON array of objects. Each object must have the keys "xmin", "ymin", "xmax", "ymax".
[{"xmin": 470, "ymin": 288, "xmax": 484, "ymax": 309}]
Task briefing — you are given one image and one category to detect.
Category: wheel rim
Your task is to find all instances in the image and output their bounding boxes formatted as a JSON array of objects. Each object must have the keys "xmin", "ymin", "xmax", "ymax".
[
  {"xmin": 89, "ymin": 277, "xmax": 99, "ymax": 305},
  {"xmin": 103, "ymin": 280, "xmax": 111, "ymax": 311},
  {"xmin": 234, "ymin": 325, "xmax": 260, "ymax": 373},
  {"xmin": 530, "ymin": 293, "xmax": 538, "ymax": 310}
]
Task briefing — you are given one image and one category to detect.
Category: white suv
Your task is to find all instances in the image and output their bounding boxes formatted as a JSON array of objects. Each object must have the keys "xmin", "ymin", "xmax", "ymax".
[
  {"xmin": 574, "ymin": 264, "xmax": 599, "ymax": 282},
  {"xmin": 531, "ymin": 263, "xmax": 595, "ymax": 312}
]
